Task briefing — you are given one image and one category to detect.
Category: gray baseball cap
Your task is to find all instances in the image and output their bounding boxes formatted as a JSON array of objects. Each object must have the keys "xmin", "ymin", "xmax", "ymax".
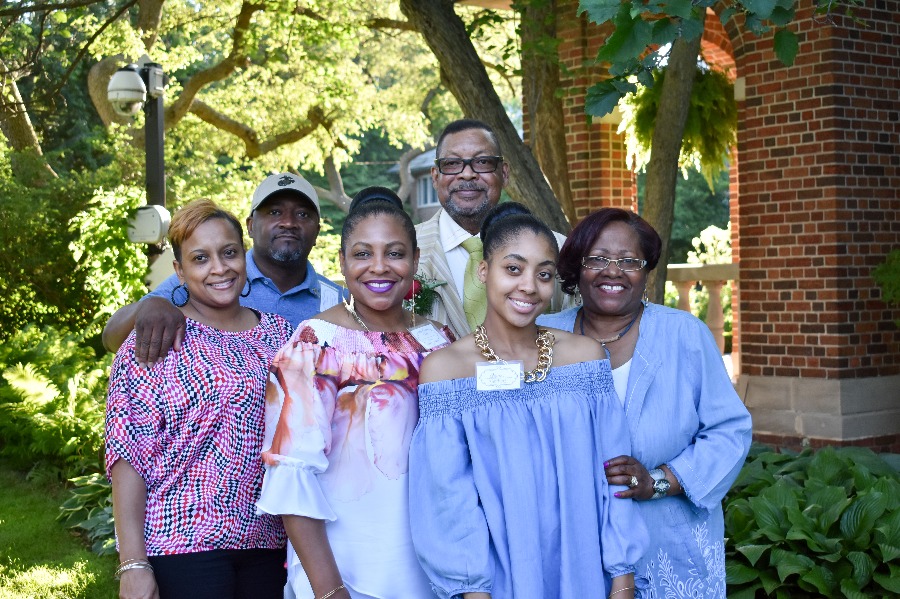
[{"xmin": 251, "ymin": 172, "xmax": 320, "ymax": 214}]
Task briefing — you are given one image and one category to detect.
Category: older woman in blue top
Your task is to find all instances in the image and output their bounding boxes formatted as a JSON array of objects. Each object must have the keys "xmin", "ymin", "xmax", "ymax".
[{"xmin": 537, "ymin": 208, "xmax": 752, "ymax": 598}]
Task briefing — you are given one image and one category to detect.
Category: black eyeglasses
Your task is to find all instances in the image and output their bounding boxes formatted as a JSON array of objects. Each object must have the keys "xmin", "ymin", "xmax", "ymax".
[
  {"xmin": 581, "ymin": 256, "xmax": 647, "ymax": 272},
  {"xmin": 434, "ymin": 156, "xmax": 503, "ymax": 175}
]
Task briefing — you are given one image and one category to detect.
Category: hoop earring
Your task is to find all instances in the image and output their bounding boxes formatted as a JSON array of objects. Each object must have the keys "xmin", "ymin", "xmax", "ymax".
[
  {"xmin": 240, "ymin": 279, "xmax": 252, "ymax": 298},
  {"xmin": 171, "ymin": 283, "xmax": 189, "ymax": 307}
]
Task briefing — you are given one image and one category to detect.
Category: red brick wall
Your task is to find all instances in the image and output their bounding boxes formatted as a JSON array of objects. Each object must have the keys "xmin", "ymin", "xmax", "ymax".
[
  {"xmin": 728, "ymin": 2, "xmax": 900, "ymax": 378},
  {"xmin": 554, "ymin": 0, "xmax": 635, "ymax": 217}
]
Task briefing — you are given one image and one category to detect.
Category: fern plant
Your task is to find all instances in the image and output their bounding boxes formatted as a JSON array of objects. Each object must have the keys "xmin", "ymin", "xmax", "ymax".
[
  {"xmin": 620, "ymin": 66, "xmax": 737, "ymax": 189},
  {"xmin": 0, "ymin": 325, "xmax": 111, "ymax": 477}
]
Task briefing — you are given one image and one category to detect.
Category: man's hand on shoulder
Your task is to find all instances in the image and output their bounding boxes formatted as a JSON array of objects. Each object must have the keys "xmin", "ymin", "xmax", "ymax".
[{"xmin": 134, "ymin": 296, "xmax": 186, "ymax": 368}]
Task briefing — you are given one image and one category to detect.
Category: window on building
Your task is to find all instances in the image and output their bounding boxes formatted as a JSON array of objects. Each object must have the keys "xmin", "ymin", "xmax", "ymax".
[{"xmin": 417, "ymin": 176, "xmax": 439, "ymax": 207}]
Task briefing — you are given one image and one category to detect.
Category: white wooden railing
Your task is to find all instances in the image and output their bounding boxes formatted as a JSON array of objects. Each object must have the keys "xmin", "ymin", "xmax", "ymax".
[{"xmin": 666, "ymin": 262, "xmax": 739, "ymax": 354}]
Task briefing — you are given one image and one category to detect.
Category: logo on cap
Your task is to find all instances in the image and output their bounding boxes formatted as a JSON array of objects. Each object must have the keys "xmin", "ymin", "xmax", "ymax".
[{"xmin": 278, "ymin": 175, "xmax": 295, "ymax": 187}]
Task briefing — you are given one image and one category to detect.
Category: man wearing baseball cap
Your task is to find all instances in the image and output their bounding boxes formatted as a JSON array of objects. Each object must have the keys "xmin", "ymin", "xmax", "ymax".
[{"xmin": 102, "ymin": 173, "xmax": 345, "ymax": 366}]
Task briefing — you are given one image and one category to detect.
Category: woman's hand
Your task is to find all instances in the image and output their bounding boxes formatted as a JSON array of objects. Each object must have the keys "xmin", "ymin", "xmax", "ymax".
[
  {"xmin": 604, "ymin": 455, "xmax": 653, "ymax": 500},
  {"xmin": 118, "ymin": 568, "xmax": 159, "ymax": 599}
]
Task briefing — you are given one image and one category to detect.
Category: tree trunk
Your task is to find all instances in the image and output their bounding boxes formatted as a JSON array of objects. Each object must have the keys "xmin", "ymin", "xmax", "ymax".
[
  {"xmin": 396, "ymin": 146, "xmax": 424, "ymax": 207},
  {"xmin": 519, "ymin": 0, "xmax": 575, "ymax": 224},
  {"xmin": 399, "ymin": 0, "xmax": 570, "ymax": 233},
  {"xmin": 642, "ymin": 33, "xmax": 703, "ymax": 303},
  {"xmin": 0, "ymin": 64, "xmax": 58, "ymax": 184}
]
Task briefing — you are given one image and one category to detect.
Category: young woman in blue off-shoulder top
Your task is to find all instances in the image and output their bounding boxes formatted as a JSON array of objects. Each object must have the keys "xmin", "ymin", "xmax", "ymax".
[{"xmin": 409, "ymin": 203, "xmax": 649, "ymax": 599}]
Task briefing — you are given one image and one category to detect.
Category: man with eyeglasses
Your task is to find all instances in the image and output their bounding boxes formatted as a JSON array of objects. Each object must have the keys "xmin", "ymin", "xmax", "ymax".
[{"xmin": 415, "ymin": 119, "xmax": 573, "ymax": 338}]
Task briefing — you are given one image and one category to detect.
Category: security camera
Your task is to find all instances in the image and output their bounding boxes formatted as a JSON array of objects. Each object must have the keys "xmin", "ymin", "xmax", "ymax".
[{"xmin": 107, "ymin": 65, "xmax": 146, "ymax": 117}]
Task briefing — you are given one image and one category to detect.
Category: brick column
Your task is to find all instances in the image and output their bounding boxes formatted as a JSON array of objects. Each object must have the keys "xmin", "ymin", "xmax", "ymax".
[{"xmin": 729, "ymin": 2, "xmax": 900, "ymax": 446}]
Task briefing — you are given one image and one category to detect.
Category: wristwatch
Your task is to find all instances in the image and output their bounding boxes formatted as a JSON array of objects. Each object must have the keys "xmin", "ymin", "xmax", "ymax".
[{"xmin": 649, "ymin": 468, "xmax": 670, "ymax": 499}]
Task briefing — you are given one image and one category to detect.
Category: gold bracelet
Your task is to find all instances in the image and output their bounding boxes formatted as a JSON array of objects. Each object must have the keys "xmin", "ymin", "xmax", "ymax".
[
  {"xmin": 318, "ymin": 584, "xmax": 345, "ymax": 599},
  {"xmin": 609, "ymin": 586, "xmax": 633, "ymax": 597}
]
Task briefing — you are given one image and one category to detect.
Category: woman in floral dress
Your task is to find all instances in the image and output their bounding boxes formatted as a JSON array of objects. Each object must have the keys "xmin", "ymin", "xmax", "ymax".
[{"xmin": 257, "ymin": 187, "xmax": 453, "ymax": 599}]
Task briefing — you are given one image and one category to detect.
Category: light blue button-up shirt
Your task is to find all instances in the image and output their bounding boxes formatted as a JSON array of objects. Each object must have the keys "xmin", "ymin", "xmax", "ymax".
[{"xmin": 147, "ymin": 249, "xmax": 345, "ymax": 326}]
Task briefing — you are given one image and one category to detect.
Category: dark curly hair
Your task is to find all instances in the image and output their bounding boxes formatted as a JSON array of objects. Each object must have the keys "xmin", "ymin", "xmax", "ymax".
[{"xmin": 557, "ymin": 208, "xmax": 662, "ymax": 296}]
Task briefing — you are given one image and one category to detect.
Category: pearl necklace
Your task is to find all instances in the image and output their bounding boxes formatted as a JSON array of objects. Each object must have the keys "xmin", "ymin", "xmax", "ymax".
[{"xmin": 474, "ymin": 325, "xmax": 555, "ymax": 383}]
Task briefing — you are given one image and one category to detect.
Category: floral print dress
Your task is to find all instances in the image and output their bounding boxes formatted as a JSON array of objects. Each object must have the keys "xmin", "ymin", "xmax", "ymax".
[{"xmin": 257, "ymin": 318, "xmax": 453, "ymax": 599}]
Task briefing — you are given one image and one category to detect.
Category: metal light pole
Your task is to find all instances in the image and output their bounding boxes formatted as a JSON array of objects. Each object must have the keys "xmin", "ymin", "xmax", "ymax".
[
  {"xmin": 107, "ymin": 59, "xmax": 170, "ymax": 260},
  {"xmin": 140, "ymin": 61, "xmax": 166, "ymax": 209}
]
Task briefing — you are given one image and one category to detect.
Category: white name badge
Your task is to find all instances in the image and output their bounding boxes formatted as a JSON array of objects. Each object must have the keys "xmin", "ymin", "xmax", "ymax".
[
  {"xmin": 409, "ymin": 323, "xmax": 446, "ymax": 351},
  {"xmin": 476, "ymin": 361, "xmax": 523, "ymax": 391}
]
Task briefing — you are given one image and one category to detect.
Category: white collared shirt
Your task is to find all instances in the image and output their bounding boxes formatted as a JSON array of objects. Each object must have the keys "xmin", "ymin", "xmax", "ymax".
[
  {"xmin": 438, "ymin": 209, "xmax": 569, "ymax": 301},
  {"xmin": 438, "ymin": 209, "xmax": 477, "ymax": 300}
]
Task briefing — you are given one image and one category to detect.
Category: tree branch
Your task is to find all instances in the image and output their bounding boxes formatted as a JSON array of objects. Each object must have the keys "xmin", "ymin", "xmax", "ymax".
[
  {"xmin": 137, "ymin": 0, "xmax": 165, "ymax": 50},
  {"xmin": 164, "ymin": 1, "xmax": 263, "ymax": 127},
  {"xmin": 395, "ymin": 146, "xmax": 425, "ymax": 206},
  {"xmin": 317, "ymin": 156, "xmax": 352, "ymax": 213},
  {"xmin": 366, "ymin": 18, "xmax": 416, "ymax": 31},
  {"xmin": 189, "ymin": 100, "xmax": 327, "ymax": 159},
  {"xmin": 44, "ymin": 0, "xmax": 138, "ymax": 102},
  {"xmin": 0, "ymin": 0, "xmax": 107, "ymax": 18}
]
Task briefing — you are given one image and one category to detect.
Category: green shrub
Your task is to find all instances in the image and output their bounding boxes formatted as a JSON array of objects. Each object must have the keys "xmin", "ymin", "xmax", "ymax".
[
  {"xmin": 724, "ymin": 444, "xmax": 900, "ymax": 598},
  {"xmin": 57, "ymin": 472, "xmax": 116, "ymax": 556},
  {"xmin": 0, "ymin": 325, "xmax": 111, "ymax": 478},
  {"xmin": 873, "ymin": 249, "xmax": 900, "ymax": 326}
]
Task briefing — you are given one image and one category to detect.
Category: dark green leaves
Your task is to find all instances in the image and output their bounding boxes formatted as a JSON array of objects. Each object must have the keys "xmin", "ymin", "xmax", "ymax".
[
  {"xmin": 595, "ymin": 3, "xmax": 653, "ymax": 65},
  {"xmin": 578, "ymin": 0, "xmax": 621, "ymax": 24},
  {"xmin": 585, "ymin": 78, "xmax": 636, "ymax": 117},
  {"xmin": 774, "ymin": 29, "xmax": 800, "ymax": 66},
  {"xmin": 724, "ymin": 443, "xmax": 900, "ymax": 598}
]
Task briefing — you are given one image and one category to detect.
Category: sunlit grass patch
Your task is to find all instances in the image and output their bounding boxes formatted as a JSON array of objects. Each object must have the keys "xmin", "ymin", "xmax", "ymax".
[
  {"xmin": 0, "ymin": 560, "xmax": 101, "ymax": 599},
  {"xmin": 0, "ymin": 463, "xmax": 117, "ymax": 599}
]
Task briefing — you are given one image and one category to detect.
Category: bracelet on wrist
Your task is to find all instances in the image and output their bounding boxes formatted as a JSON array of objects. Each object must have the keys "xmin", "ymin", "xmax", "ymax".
[
  {"xmin": 317, "ymin": 583, "xmax": 345, "ymax": 599},
  {"xmin": 114, "ymin": 560, "xmax": 154, "ymax": 580},
  {"xmin": 609, "ymin": 586, "xmax": 633, "ymax": 597}
]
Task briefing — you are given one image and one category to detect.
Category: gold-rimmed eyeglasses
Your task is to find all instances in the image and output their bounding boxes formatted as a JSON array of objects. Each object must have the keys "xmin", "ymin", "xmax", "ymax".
[{"xmin": 581, "ymin": 256, "xmax": 647, "ymax": 272}]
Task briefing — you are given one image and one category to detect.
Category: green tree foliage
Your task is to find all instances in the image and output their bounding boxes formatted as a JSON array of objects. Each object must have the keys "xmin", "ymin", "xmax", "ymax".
[
  {"xmin": 638, "ymin": 167, "xmax": 730, "ymax": 264},
  {"xmin": 622, "ymin": 68, "xmax": 736, "ymax": 190},
  {"xmin": 578, "ymin": 0, "xmax": 860, "ymax": 118},
  {"xmin": 0, "ymin": 142, "xmax": 144, "ymax": 338},
  {"xmin": 873, "ymin": 249, "xmax": 900, "ymax": 327}
]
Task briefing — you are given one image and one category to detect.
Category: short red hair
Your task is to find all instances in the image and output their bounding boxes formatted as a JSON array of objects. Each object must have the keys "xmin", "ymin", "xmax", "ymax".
[{"xmin": 168, "ymin": 199, "xmax": 244, "ymax": 262}]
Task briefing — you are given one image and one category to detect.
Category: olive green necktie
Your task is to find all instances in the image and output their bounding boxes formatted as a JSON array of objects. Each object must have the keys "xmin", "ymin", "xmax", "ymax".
[{"xmin": 462, "ymin": 236, "xmax": 487, "ymax": 331}]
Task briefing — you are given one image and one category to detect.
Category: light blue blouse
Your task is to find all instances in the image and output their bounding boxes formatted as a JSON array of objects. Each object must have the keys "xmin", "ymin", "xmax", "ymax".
[
  {"xmin": 409, "ymin": 360, "xmax": 649, "ymax": 599},
  {"xmin": 538, "ymin": 303, "xmax": 752, "ymax": 597}
]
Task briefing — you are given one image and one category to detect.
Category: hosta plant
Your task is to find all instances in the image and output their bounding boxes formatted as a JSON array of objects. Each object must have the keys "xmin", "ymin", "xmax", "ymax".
[{"xmin": 724, "ymin": 444, "xmax": 900, "ymax": 598}]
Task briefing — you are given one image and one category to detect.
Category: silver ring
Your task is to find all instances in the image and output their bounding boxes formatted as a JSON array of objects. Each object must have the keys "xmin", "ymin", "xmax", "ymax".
[{"xmin": 629, "ymin": 475, "xmax": 639, "ymax": 488}]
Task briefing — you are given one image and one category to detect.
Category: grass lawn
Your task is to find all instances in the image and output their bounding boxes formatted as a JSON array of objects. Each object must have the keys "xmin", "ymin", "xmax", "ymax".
[{"xmin": 0, "ymin": 464, "xmax": 118, "ymax": 599}]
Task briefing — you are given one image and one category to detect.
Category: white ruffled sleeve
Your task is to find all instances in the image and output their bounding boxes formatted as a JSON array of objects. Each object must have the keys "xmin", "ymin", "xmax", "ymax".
[{"xmin": 257, "ymin": 336, "xmax": 338, "ymax": 521}]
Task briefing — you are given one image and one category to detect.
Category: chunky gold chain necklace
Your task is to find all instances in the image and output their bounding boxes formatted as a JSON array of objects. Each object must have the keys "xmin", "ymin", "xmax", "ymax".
[{"xmin": 474, "ymin": 324, "xmax": 555, "ymax": 383}]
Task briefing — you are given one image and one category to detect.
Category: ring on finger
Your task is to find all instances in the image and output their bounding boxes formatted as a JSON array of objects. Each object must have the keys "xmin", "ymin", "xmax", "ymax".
[{"xmin": 629, "ymin": 475, "xmax": 639, "ymax": 488}]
